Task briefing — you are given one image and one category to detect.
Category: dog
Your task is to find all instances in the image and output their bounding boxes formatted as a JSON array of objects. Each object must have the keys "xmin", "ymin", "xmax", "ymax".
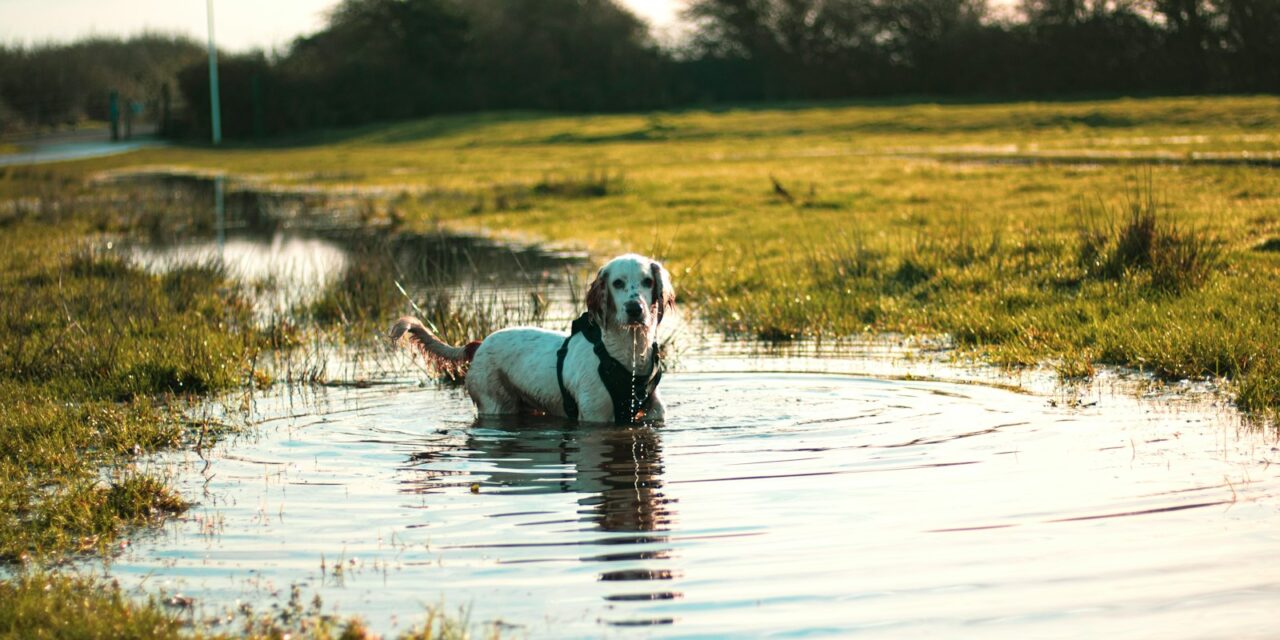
[{"xmin": 390, "ymin": 253, "xmax": 674, "ymax": 424}]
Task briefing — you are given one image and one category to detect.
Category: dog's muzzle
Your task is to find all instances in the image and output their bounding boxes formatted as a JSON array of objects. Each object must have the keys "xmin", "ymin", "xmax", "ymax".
[{"xmin": 624, "ymin": 300, "xmax": 644, "ymax": 324}]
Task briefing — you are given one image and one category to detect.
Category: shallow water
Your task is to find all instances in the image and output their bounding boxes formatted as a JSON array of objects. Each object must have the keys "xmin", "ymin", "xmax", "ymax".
[
  {"xmin": 103, "ymin": 174, "xmax": 1280, "ymax": 638},
  {"xmin": 109, "ymin": 364, "xmax": 1279, "ymax": 639}
]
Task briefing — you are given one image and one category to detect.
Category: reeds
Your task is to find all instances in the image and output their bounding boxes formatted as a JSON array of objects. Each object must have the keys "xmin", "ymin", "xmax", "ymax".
[{"xmin": 1076, "ymin": 181, "xmax": 1219, "ymax": 292}]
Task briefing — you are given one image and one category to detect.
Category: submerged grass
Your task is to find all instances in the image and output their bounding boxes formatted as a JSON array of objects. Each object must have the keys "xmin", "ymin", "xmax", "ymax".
[{"xmin": 306, "ymin": 232, "xmax": 559, "ymax": 362}]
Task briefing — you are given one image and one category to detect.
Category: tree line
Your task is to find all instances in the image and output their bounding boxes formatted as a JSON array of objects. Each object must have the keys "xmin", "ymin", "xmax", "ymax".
[
  {"xmin": 2, "ymin": 0, "xmax": 1277, "ymax": 139},
  {"xmin": 0, "ymin": 35, "xmax": 204, "ymax": 135}
]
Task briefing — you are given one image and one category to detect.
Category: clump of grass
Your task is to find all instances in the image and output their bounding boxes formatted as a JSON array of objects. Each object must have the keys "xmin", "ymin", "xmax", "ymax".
[
  {"xmin": 1077, "ymin": 185, "xmax": 1219, "ymax": 292},
  {"xmin": 890, "ymin": 256, "xmax": 936, "ymax": 290},
  {"xmin": 532, "ymin": 169, "xmax": 622, "ymax": 199},
  {"xmin": 1254, "ymin": 238, "xmax": 1280, "ymax": 253},
  {"xmin": 0, "ymin": 574, "xmax": 186, "ymax": 638},
  {"xmin": 1056, "ymin": 350, "xmax": 1098, "ymax": 381},
  {"xmin": 769, "ymin": 175, "xmax": 841, "ymax": 209},
  {"xmin": 817, "ymin": 230, "xmax": 883, "ymax": 281},
  {"xmin": 471, "ymin": 183, "xmax": 533, "ymax": 213},
  {"xmin": 0, "ymin": 574, "xmax": 481, "ymax": 639},
  {"xmin": 1234, "ymin": 360, "xmax": 1280, "ymax": 414},
  {"xmin": 310, "ymin": 243, "xmax": 402, "ymax": 328}
]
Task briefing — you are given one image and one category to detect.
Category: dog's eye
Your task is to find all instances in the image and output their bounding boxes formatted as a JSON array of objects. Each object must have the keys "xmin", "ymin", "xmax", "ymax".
[
  {"xmin": 641, "ymin": 277, "xmax": 654, "ymax": 288},
  {"xmin": 611, "ymin": 279, "xmax": 625, "ymax": 289}
]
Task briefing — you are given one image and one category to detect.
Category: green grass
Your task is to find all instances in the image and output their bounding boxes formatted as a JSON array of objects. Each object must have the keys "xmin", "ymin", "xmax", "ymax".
[
  {"xmin": 0, "ymin": 574, "xmax": 189, "ymax": 639},
  {"xmin": 0, "ymin": 180, "xmax": 260, "ymax": 635},
  {"xmin": 51, "ymin": 95, "xmax": 1276, "ymax": 413},
  {"xmin": 0, "ymin": 93, "xmax": 1277, "ymax": 632},
  {"xmin": 0, "ymin": 176, "xmax": 491, "ymax": 637},
  {"xmin": 0, "ymin": 218, "xmax": 262, "ymax": 563},
  {"xmin": 0, "ymin": 574, "xmax": 487, "ymax": 639}
]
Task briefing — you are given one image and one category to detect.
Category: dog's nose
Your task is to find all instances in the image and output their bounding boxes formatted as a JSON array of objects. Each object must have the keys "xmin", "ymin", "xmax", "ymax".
[{"xmin": 624, "ymin": 300, "xmax": 643, "ymax": 319}]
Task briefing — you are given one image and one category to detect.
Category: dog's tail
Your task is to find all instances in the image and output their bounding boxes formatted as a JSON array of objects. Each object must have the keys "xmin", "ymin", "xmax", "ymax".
[{"xmin": 389, "ymin": 316, "xmax": 482, "ymax": 363}]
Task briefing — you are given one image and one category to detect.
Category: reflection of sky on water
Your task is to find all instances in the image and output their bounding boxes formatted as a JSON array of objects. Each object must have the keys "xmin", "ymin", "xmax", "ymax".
[
  {"xmin": 102, "ymin": 174, "xmax": 1280, "ymax": 638},
  {"xmin": 129, "ymin": 231, "xmax": 349, "ymax": 319},
  {"xmin": 107, "ymin": 367, "xmax": 1280, "ymax": 638}
]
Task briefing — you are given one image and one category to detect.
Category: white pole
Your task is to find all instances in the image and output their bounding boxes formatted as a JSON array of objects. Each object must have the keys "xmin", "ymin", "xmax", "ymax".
[{"xmin": 206, "ymin": 0, "xmax": 223, "ymax": 145}]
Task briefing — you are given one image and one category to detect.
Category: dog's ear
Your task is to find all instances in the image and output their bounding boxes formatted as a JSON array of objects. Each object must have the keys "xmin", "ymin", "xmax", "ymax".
[
  {"xmin": 586, "ymin": 267, "xmax": 609, "ymax": 327},
  {"xmin": 650, "ymin": 261, "xmax": 675, "ymax": 325}
]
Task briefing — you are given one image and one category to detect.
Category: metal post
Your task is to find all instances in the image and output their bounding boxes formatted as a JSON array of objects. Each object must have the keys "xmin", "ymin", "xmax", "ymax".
[
  {"xmin": 215, "ymin": 176, "xmax": 226, "ymax": 259},
  {"xmin": 108, "ymin": 90, "xmax": 120, "ymax": 141},
  {"xmin": 206, "ymin": 0, "xmax": 223, "ymax": 145}
]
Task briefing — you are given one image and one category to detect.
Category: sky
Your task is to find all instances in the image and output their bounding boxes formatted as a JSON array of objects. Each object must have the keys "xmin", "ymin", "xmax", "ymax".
[{"xmin": 0, "ymin": 0, "xmax": 686, "ymax": 53}]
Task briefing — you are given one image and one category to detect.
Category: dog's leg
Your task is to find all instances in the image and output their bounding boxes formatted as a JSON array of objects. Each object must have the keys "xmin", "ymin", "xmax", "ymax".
[
  {"xmin": 574, "ymin": 390, "xmax": 616, "ymax": 424},
  {"xmin": 472, "ymin": 389, "xmax": 520, "ymax": 416},
  {"xmin": 466, "ymin": 354, "xmax": 521, "ymax": 415},
  {"xmin": 643, "ymin": 392, "xmax": 666, "ymax": 423}
]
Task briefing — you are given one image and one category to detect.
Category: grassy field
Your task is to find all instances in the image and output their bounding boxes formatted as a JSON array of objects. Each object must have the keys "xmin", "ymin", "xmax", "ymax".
[
  {"xmin": 0, "ymin": 172, "xmax": 490, "ymax": 637},
  {"xmin": 53, "ymin": 94, "xmax": 1280, "ymax": 412},
  {"xmin": 0, "ymin": 94, "xmax": 1276, "ymax": 636}
]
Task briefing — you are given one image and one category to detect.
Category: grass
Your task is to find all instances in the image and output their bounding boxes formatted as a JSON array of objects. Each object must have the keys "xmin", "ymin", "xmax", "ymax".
[
  {"xmin": 16, "ymin": 95, "xmax": 1280, "ymax": 415},
  {"xmin": 0, "ymin": 93, "xmax": 1277, "ymax": 634},
  {"xmin": 0, "ymin": 173, "xmax": 494, "ymax": 637},
  {"xmin": 0, "ymin": 188, "xmax": 249, "ymax": 631},
  {"xmin": 1075, "ymin": 182, "xmax": 1221, "ymax": 291},
  {"xmin": 0, "ymin": 574, "xmax": 189, "ymax": 639},
  {"xmin": 0, "ymin": 574, "xmax": 489, "ymax": 639},
  {"xmin": 0, "ymin": 217, "xmax": 260, "ymax": 563}
]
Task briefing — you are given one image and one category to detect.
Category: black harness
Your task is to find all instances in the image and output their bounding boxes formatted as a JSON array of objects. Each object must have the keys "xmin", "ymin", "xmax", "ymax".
[{"xmin": 556, "ymin": 312, "xmax": 662, "ymax": 424}]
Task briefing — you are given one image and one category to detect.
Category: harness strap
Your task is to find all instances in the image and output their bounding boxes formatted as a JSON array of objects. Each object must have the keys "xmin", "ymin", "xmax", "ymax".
[
  {"xmin": 556, "ymin": 330, "xmax": 578, "ymax": 419},
  {"xmin": 556, "ymin": 313, "xmax": 661, "ymax": 423}
]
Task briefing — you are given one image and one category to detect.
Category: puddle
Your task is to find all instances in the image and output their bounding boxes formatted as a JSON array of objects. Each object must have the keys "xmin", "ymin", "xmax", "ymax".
[
  {"xmin": 129, "ymin": 231, "xmax": 350, "ymax": 315},
  {"xmin": 94, "ymin": 171, "xmax": 1280, "ymax": 638},
  {"xmin": 905, "ymin": 148, "xmax": 1280, "ymax": 169},
  {"xmin": 117, "ymin": 173, "xmax": 585, "ymax": 321},
  {"xmin": 113, "ymin": 370, "xmax": 1279, "ymax": 638}
]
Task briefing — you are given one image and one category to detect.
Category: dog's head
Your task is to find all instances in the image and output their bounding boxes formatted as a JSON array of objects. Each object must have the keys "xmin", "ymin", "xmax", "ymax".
[{"xmin": 586, "ymin": 254, "xmax": 675, "ymax": 330}]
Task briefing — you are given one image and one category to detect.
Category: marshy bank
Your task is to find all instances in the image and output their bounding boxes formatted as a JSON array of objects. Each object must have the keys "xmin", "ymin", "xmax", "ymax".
[
  {"xmin": 0, "ymin": 170, "xmax": 586, "ymax": 637},
  {"xmin": 0, "ymin": 170, "xmax": 1270, "ymax": 638},
  {"xmin": 54, "ymin": 98, "xmax": 1279, "ymax": 417},
  {"xmin": 4, "ymin": 94, "xmax": 1280, "ymax": 637}
]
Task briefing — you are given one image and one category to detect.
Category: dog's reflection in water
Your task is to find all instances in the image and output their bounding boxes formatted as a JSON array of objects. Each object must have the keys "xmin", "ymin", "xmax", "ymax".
[
  {"xmin": 464, "ymin": 416, "xmax": 672, "ymax": 533},
  {"xmin": 406, "ymin": 419, "xmax": 681, "ymax": 615}
]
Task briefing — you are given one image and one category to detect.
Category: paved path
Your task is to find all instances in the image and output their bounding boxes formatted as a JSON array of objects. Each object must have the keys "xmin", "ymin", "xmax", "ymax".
[{"xmin": 0, "ymin": 127, "xmax": 167, "ymax": 166}]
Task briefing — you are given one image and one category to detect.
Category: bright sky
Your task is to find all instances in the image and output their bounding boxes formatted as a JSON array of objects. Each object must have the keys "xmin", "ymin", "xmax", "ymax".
[{"xmin": 0, "ymin": 0, "xmax": 686, "ymax": 53}]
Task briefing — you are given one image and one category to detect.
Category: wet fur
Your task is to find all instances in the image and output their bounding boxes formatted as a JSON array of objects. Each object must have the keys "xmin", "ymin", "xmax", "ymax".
[{"xmin": 392, "ymin": 254, "xmax": 674, "ymax": 423}]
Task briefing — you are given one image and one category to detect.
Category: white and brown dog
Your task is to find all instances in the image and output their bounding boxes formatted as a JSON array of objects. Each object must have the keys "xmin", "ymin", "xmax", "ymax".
[{"xmin": 390, "ymin": 254, "xmax": 674, "ymax": 424}]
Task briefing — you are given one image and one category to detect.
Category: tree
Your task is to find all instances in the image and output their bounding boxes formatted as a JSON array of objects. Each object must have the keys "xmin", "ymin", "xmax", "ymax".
[
  {"xmin": 0, "ymin": 34, "xmax": 202, "ymax": 133},
  {"xmin": 283, "ymin": 0, "xmax": 470, "ymax": 124},
  {"xmin": 1212, "ymin": 0, "xmax": 1280, "ymax": 90},
  {"xmin": 464, "ymin": 0, "xmax": 665, "ymax": 110}
]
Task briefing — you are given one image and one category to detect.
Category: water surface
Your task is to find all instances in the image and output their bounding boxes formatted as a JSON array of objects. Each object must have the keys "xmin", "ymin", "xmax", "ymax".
[
  {"xmin": 102, "ymin": 173, "xmax": 1280, "ymax": 638},
  {"xmin": 112, "ymin": 365, "xmax": 1279, "ymax": 638}
]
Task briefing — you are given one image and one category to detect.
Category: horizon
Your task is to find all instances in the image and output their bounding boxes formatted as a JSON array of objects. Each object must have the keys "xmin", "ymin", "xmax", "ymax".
[
  {"xmin": 0, "ymin": 0, "xmax": 686, "ymax": 54},
  {"xmin": 0, "ymin": 0, "xmax": 1028, "ymax": 54}
]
